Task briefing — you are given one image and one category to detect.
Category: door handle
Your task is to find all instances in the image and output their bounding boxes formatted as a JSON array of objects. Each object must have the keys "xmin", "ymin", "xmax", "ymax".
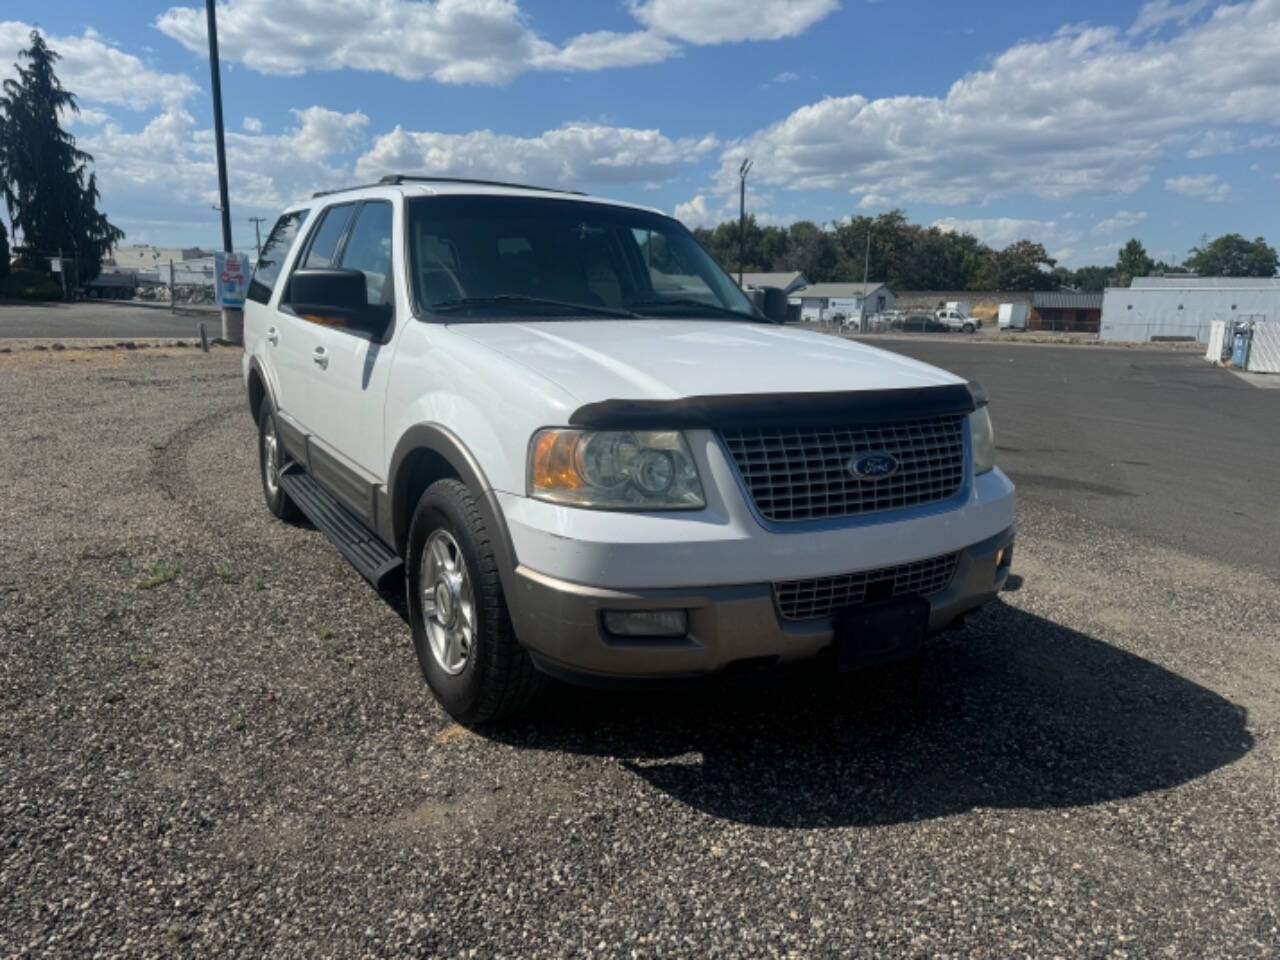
[
  {"xmin": 312, "ymin": 346, "xmax": 329, "ymax": 370},
  {"xmin": 265, "ymin": 327, "xmax": 279, "ymax": 346}
]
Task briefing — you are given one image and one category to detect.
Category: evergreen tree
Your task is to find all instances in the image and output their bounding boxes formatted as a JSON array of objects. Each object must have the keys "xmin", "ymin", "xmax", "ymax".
[
  {"xmin": 1114, "ymin": 238, "xmax": 1154, "ymax": 287},
  {"xmin": 0, "ymin": 31, "xmax": 122, "ymax": 282}
]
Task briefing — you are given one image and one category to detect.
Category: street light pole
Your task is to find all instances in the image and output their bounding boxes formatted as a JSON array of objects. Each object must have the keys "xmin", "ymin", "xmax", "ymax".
[
  {"xmin": 206, "ymin": 0, "xmax": 240, "ymax": 343},
  {"xmin": 738, "ymin": 158, "xmax": 752, "ymax": 287}
]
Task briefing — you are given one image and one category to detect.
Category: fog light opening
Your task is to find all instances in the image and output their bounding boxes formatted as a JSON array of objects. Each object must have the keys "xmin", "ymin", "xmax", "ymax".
[
  {"xmin": 602, "ymin": 609, "xmax": 689, "ymax": 638},
  {"xmin": 996, "ymin": 545, "xmax": 1013, "ymax": 570}
]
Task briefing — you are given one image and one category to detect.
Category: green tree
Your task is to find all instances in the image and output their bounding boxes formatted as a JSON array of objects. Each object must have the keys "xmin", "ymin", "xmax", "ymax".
[
  {"xmin": 0, "ymin": 31, "xmax": 122, "ymax": 283},
  {"xmin": 1114, "ymin": 238, "xmax": 1154, "ymax": 287},
  {"xmin": 974, "ymin": 240, "xmax": 1059, "ymax": 291},
  {"xmin": 1184, "ymin": 233, "xmax": 1278, "ymax": 277},
  {"xmin": 1069, "ymin": 264, "xmax": 1118, "ymax": 291},
  {"xmin": 0, "ymin": 219, "xmax": 9, "ymax": 278},
  {"xmin": 782, "ymin": 220, "xmax": 838, "ymax": 282}
]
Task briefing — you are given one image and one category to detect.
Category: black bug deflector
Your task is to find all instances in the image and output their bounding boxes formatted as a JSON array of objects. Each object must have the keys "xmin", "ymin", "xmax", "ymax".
[{"xmin": 568, "ymin": 382, "xmax": 982, "ymax": 431}]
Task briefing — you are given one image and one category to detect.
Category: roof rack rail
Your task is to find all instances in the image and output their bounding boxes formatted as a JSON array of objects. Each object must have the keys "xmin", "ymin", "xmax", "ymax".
[
  {"xmin": 312, "ymin": 175, "xmax": 586, "ymax": 200},
  {"xmin": 311, "ymin": 182, "xmax": 382, "ymax": 198},
  {"xmin": 377, "ymin": 174, "xmax": 586, "ymax": 195}
]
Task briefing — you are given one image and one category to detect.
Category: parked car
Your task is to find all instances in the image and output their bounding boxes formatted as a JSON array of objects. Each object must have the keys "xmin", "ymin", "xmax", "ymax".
[
  {"xmin": 935, "ymin": 307, "xmax": 979, "ymax": 333},
  {"xmin": 895, "ymin": 312, "xmax": 951, "ymax": 333},
  {"xmin": 243, "ymin": 175, "xmax": 1015, "ymax": 722}
]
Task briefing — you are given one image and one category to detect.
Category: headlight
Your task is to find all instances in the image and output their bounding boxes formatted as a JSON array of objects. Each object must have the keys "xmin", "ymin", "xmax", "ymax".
[
  {"xmin": 970, "ymin": 406, "xmax": 996, "ymax": 475},
  {"xmin": 528, "ymin": 429, "xmax": 705, "ymax": 510}
]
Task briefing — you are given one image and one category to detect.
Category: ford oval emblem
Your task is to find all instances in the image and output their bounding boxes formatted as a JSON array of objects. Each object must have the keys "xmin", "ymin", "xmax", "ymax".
[{"xmin": 849, "ymin": 452, "xmax": 899, "ymax": 480}]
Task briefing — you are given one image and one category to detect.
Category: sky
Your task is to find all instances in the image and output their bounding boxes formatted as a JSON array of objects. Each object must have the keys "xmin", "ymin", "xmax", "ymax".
[{"xmin": 3, "ymin": 0, "xmax": 1279, "ymax": 267}]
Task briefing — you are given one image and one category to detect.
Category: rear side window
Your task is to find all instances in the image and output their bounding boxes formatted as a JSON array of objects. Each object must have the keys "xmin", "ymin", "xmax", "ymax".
[
  {"xmin": 302, "ymin": 203, "xmax": 356, "ymax": 269},
  {"xmin": 247, "ymin": 209, "xmax": 308, "ymax": 304},
  {"xmin": 339, "ymin": 201, "xmax": 394, "ymax": 307}
]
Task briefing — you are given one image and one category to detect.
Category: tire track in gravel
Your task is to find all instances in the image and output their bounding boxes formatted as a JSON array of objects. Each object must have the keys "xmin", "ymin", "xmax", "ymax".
[{"xmin": 148, "ymin": 402, "xmax": 243, "ymax": 521}]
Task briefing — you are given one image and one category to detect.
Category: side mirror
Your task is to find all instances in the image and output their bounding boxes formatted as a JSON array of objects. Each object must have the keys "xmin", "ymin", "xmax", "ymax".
[
  {"xmin": 749, "ymin": 285, "xmax": 789, "ymax": 323},
  {"xmin": 290, "ymin": 268, "xmax": 391, "ymax": 335}
]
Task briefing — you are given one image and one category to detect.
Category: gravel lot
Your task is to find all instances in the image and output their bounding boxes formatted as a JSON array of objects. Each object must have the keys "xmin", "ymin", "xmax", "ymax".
[{"xmin": 1, "ymin": 346, "xmax": 1277, "ymax": 957}]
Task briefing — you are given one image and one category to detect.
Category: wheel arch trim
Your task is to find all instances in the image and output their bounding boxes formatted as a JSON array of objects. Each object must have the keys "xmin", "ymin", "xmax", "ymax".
[{"xmin": 386, "ymin": 424, "xmax": 520, "ymax": 595}]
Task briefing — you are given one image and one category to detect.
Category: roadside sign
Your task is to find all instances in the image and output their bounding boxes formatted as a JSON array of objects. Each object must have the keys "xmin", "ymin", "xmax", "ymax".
[
  {"xmin": 215, "ymin": 251, "xmax": 250, "ymax": 308},
  {"xmin": 50, "ymin": 258, "xmax": 62, "ymax": 273},
  {"xmin": 829, "ymin": 297, "xmax": 859, "ymax": 314}
]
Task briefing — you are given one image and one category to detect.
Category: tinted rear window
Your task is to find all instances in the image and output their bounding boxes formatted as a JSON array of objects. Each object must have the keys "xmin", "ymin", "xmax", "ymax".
[
  {"xmin": 302, "ymin": 203, "xmax": 356, "ymax": 269},
  {"xmin": 247, "ymin": 209, "xmax": 308, "ymax": 304}
]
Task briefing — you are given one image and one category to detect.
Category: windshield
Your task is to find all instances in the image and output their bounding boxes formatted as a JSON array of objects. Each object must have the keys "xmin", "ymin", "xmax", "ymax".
[{"xmin": 407, "ymin": 195, "xmax": 758, "ymax": 321}]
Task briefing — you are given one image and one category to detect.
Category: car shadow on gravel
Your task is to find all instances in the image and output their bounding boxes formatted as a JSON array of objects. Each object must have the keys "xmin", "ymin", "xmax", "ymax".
[{"xmin": 483, "ymin": 599, "xmax": 1253, "ymax": 827}]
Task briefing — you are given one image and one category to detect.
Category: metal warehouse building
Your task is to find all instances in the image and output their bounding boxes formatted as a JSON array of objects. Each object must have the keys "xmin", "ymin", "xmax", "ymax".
[{"xmin": 1101, "ymin": 276, "xmax": 1280, "ymax": 343}]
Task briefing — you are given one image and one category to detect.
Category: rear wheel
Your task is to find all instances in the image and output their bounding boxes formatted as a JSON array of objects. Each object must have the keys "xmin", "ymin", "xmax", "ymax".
[
  {"xmin": 406, "ymin": 479, "xmax": 542, "ymax": 723},
  {"xmin": 258, "ymin": 400, "xmax": 299, "ymax": 520}
]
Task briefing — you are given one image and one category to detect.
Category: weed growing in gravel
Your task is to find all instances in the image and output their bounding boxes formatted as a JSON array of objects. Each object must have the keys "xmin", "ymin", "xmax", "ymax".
[
  {"xmin": 253, "ymin": 577, "xmax": 267, "ymax": 591},
  {"xmin": 318, "ymin": 626, "xmax": 333, "ymax": 638},
  {"xmin": 136, "ymin": 563, "xmax": 179, "ymax": 589},
  {"xmin": 132, "ymin": 653, "xmax": 158, "ymax": 670},
  {"xmin": 229, "ymin": 712, "xmax": 246, "ymax": 731},
  {"xmin": 214, "ymin": 563, "xmax": 240, "ymax": 584}
]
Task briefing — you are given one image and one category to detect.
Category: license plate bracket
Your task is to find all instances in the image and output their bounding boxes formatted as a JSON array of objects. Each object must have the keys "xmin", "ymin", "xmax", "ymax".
[{"xmin": 833, "ymin": 596, "xmax": 931, "ymax": 671}]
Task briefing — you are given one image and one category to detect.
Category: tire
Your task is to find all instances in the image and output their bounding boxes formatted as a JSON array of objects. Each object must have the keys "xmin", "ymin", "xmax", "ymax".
[
  {"xmin": 257, "ymin": 400, "xmax": 300, "ymax": 521},
  {"xmin": 962, "ymin": 323, "xmax": 975, "ymax": 334},
  {"xmin": 406, "ymin": 479, "xmax": 542, "ymax": 723}
]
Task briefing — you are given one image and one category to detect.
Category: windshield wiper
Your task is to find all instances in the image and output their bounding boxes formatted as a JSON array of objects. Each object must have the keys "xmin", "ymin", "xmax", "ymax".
[
  {"xmin": 626, "ymin": 297, "xmax": 762, "ymax": 321},
  {"xmin": 429, "ymin": 295, "xmax": 639, "ymax": 318}
]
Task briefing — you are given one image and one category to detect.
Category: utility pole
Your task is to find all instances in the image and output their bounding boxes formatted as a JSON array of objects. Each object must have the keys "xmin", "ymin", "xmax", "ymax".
[
  {"xmin": 206, "ymin": 0, "xmax": 240, "ymax": 343},
  {"xmin": 738, "ymin": 158, "xmax": 752, "ymax": 287},
  {"xmin": 859, "ymin": 224, "xmax": 871, "ymax": 333},
  {"xmin": 248, "ymin": 217, "xmax": 266, "ymax": 258}
]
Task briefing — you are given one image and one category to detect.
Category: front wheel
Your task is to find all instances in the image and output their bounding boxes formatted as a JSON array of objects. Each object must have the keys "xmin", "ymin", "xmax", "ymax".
[
  {"xmin": 406, "ymin": 479, "xmax": 542, "ymax": 723},
  {"xmin": 962, "ymin": 322, "xmax": 975, "ymax": 334}
]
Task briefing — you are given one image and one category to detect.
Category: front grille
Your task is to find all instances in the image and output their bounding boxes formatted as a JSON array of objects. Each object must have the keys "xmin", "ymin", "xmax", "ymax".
[
  {"xmin": 720, "ymin": 415, "xmax": 966, "ymax": 522},
  {"xmin": 775, "ymin": 553, "xmax": 960, "ymax": 621}
]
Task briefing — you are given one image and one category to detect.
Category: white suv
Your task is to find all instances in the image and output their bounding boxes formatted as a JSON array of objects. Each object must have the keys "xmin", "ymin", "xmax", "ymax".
[{"xmin": 243, "ymin": 176, "xmax": 1015, "ymax": 722}]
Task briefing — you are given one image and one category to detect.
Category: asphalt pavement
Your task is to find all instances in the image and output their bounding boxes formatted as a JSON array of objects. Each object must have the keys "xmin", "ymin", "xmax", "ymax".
[
  {"xmin": 857, "ymin": 335, "xmax": 1280, "ymax": 578},
  {"xmin": 0, "ymin": 299, "xmax": 217, "ymax": 339}
]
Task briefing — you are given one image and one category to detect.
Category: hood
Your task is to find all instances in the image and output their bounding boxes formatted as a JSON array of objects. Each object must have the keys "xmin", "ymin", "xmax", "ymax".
[{"xmin": 448, "ymin": 319, "xmax": 963, "ymax": 405}]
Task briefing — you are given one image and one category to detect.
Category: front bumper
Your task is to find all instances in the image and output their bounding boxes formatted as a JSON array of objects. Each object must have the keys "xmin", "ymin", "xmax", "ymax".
[{"xmin": 506, "ymin": 526, "xmax": 1015, "ymax": 682}]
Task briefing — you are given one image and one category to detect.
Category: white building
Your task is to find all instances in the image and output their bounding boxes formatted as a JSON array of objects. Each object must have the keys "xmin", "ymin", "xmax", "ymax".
[
  {"xmin": 108, "ymin": 244, "xmax": 214, "ymax": 270},
  {"xmin": 794, "ymin": 282, "xmax": 895, "ymax": 323},
  {"xmin": 1101, "ymin": 276, "xmax": 1280, "ymax": 343}
]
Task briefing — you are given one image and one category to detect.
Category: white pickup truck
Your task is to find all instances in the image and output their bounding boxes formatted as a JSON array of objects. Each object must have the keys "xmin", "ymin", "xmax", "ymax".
[
  {"xmin": 243, "ymin": 176, "xmax": 1015, "ymax": 722},
  {"xmin": 936, "ymin": 301, "xmax": 979, "ymax": 333}
]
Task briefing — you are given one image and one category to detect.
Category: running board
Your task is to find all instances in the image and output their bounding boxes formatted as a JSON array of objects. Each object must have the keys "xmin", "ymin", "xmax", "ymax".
[{"xmin": 278, "ymin": 465, "xmax": 403, "ymax": 587}]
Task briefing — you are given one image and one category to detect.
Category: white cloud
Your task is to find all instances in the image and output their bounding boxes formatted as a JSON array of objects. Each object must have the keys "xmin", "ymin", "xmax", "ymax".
[
  {"xmin": 710, "ymin": 0, "xmax": 1280, "ymax": 207},
  {"xmin": 773, "ymin": 70, "xmax": 801, "ymax": 84},
  {"xmin": 0, "ymin": 21, "xmax": 197, "ymax": 109},
  {"xmin": 156, "ymin": 0, "xmax": 673, "ymax": 84},
  {"xmin": 674, "ymin": 194, "xmax": 716, "ymax": 226},
  {"xmin": 242, "ymin": 116, "xmax": 264, "ymax": 133},
  {"xmin": 354, "ymin": 123, "xmax": 717, "ymax": 189},
  {"xmin": 1129, "ymin": 0, "xmax": 1213, "ymax": 35},
  {"xmin": 1092, "ymin": 210, "xmax": 1147, "ymax": 235},
  {"xmin": 1164, "ymin": 173, "xmax": 1231, "ymax": 201},
  {"xmin": 83, "ymin": 105, "xmax": 369, "ymax": 213},
  {"xmin": 628, "ymin": 0, "xmax": 838, "ymax": 44},
  {"xmin": 531, "ymin": 30, "xmax": 677, "ymax": 71},
  {"xmin": 933, "ymin": 217, "xmax": 1078, "ymax": 253}
]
